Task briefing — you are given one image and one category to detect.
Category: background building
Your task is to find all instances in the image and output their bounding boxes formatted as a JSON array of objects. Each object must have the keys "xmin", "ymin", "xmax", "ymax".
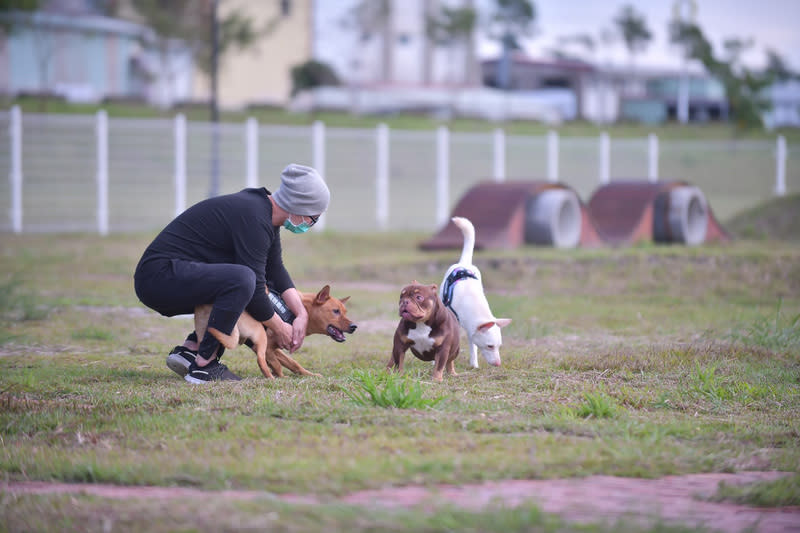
[
  {"xmin": 0, "ymin": 0, "xmax": 193, "ymax": 105},
  {"xmin": 190, "ymin": 0, "xmax": 311, "ymax": 109}
]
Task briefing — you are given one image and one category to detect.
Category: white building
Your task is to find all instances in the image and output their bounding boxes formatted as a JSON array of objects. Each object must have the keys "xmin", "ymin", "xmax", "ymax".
[
  {"xmin": 0, "ymin": 6, "xmax": 193, "ymax": 106},
  {"xmin": 763, "ymin": 79, "xmax": 800, "ymax": 129}
]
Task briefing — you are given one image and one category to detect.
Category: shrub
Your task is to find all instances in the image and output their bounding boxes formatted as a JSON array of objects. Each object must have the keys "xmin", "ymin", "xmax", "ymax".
[{"xmin": 290, "ymin": 60, "xmax": 341, "ymax": 96}]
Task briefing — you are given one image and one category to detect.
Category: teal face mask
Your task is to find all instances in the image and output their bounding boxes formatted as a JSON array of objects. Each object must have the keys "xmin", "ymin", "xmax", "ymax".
[{"xmin": 283, "ymin": 216, "xmax": 311, "ymax": 234}]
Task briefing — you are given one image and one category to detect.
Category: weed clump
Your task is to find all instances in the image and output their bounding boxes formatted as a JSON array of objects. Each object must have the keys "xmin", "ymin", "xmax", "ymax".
[{"xmin": 342, "ymin": 369, "xmax": 447, "ymax": 409}]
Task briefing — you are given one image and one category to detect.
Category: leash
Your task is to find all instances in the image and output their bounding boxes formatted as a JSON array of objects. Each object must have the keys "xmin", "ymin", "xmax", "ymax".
[
  {"xmin": 441, "ymin": 267, "xmax": 478, "ymax": 320},
  {"xmin": 244, "ymin": 288, "xmax": 295, "ymax": 349},
  {"xmin": 268, "ymin": 290, "xmax": 296, "ymax": 324}
]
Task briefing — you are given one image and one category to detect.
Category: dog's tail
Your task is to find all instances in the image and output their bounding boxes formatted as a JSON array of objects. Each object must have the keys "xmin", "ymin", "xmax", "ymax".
[
  {"xmin": 207, "ymin": 326, "xmax": 240, "ymax": 350},
  {"xmin": 452, "ymin": 216, "xmax": 475, "ymax": 265}
]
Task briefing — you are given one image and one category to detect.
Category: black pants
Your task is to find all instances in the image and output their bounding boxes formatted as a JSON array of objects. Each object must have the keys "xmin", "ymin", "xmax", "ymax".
[{"xmin": 134, "ymin": 258, "xmax": 255, "ymax": 359}]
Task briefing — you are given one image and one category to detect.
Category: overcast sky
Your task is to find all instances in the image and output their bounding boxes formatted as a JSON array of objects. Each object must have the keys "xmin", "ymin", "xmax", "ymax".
[
  {"xmin": 482, "ymin": 0, "xmax": 800, "ymax": 71},
  {"xmin": 316, "ymin": 0, "xmax": 800, "ymax": 77}
]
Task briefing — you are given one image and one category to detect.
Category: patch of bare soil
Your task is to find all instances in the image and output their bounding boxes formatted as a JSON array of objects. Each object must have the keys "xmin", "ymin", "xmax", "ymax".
[{"xmin": 3, "ymin": 472, "xmax": 798, "ymax": 532}]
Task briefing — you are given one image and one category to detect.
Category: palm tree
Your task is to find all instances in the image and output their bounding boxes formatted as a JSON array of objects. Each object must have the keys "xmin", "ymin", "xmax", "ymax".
[
  {"xmin": 554, "ymin": 33, "xmax": 595, "ymax": 62},
  {"xmin": 426, "ymin": 1, "xmax": 477, "ymax": 117},
  {"xmin": 669, "ymin": 20, "xmax": 794, "ymax": 130},
  {"xmin": 613, "ymin": 4, "xmax": 652, "ymax": 70},
  {"xmin": 426, "ymin": 3, "xmax": 477, "ymax": 85},
  {"xmin": 485, "ymin": 0, "xmax": 536, "ymax": 90},
  {"xmin": 127, "ymin": 0, "xmax": 270, "ymax": 196},
  {"xmin": 345, "ymin": 0, "xmax": 392, "ymax": 83}
]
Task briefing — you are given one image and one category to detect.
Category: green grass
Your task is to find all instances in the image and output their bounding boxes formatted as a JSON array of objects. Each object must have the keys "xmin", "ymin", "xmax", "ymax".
[
  {"xmin": 725, "ymin": 193, "xmax": 800, "ymax": 241},
  {"xmin": 342, "ymin": 369, "xmax": 448, "ymax": 408},
  {"xmin": 0, "ymin": 278, "xmax": 50, "ymax": 323},
  {"xmin": 0, "ymin": 231, "xmax": 798, "ymax": 531},
  {"xmin": 574, "ymin": 391, "xmax": 619, "ymax": 419},
  {"xmin": 710, "ymin": 474, "xmax": 800, "ymax": 507},
  {"xmin": 727, "ymin": 298, "xmax": 800, "ymax": 352}
]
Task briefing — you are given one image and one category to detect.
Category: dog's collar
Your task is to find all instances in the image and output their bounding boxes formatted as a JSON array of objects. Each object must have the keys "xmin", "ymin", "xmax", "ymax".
[{"xmin": 441, "ymin": 267, "xmax": 478, "ymax": 318}]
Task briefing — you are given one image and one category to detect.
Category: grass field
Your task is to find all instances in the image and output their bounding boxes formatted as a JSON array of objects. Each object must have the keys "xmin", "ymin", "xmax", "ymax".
[{"xmin": 1, "ymin": 211, "xmax": 799, "ymax": 530}]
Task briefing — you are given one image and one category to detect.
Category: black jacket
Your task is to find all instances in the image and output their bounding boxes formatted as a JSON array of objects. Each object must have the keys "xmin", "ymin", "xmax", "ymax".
[{"xmin": 137, "ymin": 187, "xmax": 293, "ymax": 321}]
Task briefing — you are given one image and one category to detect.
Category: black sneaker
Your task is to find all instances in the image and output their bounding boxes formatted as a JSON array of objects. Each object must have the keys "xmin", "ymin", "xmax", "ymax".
[
  {"xmin": 166, "ymin": 346, "xmax": 197, "ymax": 378},
  {"xmin": 184, "ymin": 360, "xmax": 242, "ymax": 384}
]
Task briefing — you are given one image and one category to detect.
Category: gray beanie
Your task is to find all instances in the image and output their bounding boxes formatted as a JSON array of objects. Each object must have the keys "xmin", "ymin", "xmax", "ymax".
[{"xmin": 272, "ymin": 164, "xmax": 330, "ymax": 216}]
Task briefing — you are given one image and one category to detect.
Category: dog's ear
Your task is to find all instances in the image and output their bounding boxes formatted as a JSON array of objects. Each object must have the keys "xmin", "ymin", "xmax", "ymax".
[
  {"xmin": 315, "ymin": 285, "xmax": 331, "ymax": 304},
  {"xmin": 495, "ymin": 318, "xmax": 512, "ymax": 328},
  {"xmin": 412, "ymin": 279, "xmax": 419, "ymax": 285},
  {"xmin": 478, "ymin": 321, "xmax": 496, "ymax": 331},
  {"xmin": 340, "ymin": 296, "xmax": 350, "ymax": 304},
  {"xmin": 430, "ymin": 284, "xmax": 437, "ymax": 291}
]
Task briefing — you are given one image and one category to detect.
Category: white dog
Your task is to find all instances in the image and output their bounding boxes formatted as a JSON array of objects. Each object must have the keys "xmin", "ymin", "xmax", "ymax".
[{"xmin": 440, "ymin": 216, "xmax": 512, "ymax": 368}]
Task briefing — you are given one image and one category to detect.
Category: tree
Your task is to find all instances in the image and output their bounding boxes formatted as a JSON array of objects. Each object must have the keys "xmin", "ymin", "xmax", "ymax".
[
  {"xmin": 0, "ymin": 0, "xmax": 39, "ymax": 36},
  {"xmin": 764, "ymin": 49, "xmax": 798, "ymax": 82},
  {"xmin": 424, "ymin": 3, "xmax": 477, "ymax": 118},
  {"xmin": 125, "ymin": 0, "xmax": 277, "ymax": 197},
  {"xmin": 485, "ymin": 0, "xmax": 536, "ymax": 90},
  {"xmin": 0, "ymin": 1, "xmax": 57, "ymax": 109},
  {"xmin": 669, "ymin": 20, "xmax": 795, "ymax": 130},
  {"xmin": 126, "ymin": 0, "xmax": 271, "ymax": 104},
  {"xmin": 342, "ymin": 0, "xmax": 392, "ymax": 83},
  {"xmin": 554, "ymin": 33, "xmax": 595, "ymax": 61},
  {"xmin": 613, "ymin": 4, "xmax": 651, "ymax": 69},
  {"xmin": 426, "ymin": 3, "xmax": 477, "ymax": 84}
]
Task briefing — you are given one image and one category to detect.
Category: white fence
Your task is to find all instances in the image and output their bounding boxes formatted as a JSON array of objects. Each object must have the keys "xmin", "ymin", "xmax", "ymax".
[{"xmin": 1, "ymin": 106, "xmax": 795, "ymax": 235}]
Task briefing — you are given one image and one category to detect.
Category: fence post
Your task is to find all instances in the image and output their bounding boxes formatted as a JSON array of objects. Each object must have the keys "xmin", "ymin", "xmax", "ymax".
[
  {"xmin": 245, "ymin": 117, "xmax": 258, "ymax": 189},
  {"xmin": 9, "ymin": 105, "xmax": 22, "ymax": 233},
  {"xmin": 174, "ymin": 114, "xmax": 186, "ymax": 218},
  {"xmin": 493, "ymin": 128, "xmax": 505, "ymax": 182},
  {"xmin": 775, "ymin": 135, "xmax": 787, "ymax": 196},
  {"xmin": 547, "ymin": 130, "xmax": 559, "ymax": 182},
  {"xmin": 96, "ymin": 110, "xmax": 109, "ymax": 236},
  {"xmin": 436, "ymin": 125, "xmax": 450, "ymax": 228},
  {"xmin": 599, "ymin": 131, "xmax": 610, "ymax": 185},
  {"xmin": 312, "ymin": 120, "xmax": 327, "ymax": 230},
  {"xmin": 648, "ymin": 133, "xmax": 659, "ymax": 182},
  {"xmin": 376, "ymin": 123, "xmax": 389, "ymax": 230}
]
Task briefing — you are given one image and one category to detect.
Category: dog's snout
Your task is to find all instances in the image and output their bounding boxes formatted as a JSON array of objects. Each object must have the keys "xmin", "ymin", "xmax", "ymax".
[{"xmin": 348, "ymin": 324, "xmax": 357, "ymax": 333}]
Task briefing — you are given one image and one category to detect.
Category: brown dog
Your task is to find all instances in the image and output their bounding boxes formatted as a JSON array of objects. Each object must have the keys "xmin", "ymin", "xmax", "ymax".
[
  {"xmin": 387, "ymin": 281, "xmax": 460, "ymax": 383},
  {"xmin": 194, "ymin": 285, "xmax": 356, "ymax": 379}
]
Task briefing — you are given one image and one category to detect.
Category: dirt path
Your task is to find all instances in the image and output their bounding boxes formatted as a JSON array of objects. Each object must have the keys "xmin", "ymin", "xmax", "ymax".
[{"xmin": 3, "ymin": 472, "xmax": 799, "ymax": 532}]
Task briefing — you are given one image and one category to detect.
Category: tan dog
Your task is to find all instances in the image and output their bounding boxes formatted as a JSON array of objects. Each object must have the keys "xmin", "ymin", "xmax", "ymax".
[
  {"xmin": 194, "ymin": 285, "xmax": 356, "ymax": 379},
  {"xmin": 388, "ymin": 281, "xmax": 460, "ymax": 383}
]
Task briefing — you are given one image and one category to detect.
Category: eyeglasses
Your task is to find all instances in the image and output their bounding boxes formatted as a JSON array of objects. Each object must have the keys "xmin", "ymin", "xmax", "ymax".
[{"xmin": 289, "ymin": 214, "xmax": 319, "ymax": 227}]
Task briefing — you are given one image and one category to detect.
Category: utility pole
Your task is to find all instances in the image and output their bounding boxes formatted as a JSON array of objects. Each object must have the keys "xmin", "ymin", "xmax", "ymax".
[{"xmin": 209, "ymin": 0, "xmax": 220, "ymax": 197}]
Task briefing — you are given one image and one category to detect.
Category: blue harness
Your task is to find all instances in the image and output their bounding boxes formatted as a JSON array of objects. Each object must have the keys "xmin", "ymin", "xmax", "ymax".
[{"xmin": 441, "ymin": 267, "xmax": 478, "ymax": 320}]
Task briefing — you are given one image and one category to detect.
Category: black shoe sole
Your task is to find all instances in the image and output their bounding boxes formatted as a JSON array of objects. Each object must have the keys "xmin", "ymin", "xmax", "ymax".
[{"xmin": 166, "ymin": 353, "xmax": 193, "ymax": 377}]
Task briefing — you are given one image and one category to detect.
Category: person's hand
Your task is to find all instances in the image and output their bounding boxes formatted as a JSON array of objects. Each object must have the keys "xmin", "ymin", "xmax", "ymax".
[
  {"xmin": 263, "ymin": 314, "xmax": 292, "ymax": 350},
  {"xmin": 290, "ymin": 312, "xmax": 308, "ymax": 353}
]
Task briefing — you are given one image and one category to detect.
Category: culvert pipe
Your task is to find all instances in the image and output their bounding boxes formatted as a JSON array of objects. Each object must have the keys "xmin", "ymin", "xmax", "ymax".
[
  {"xmin": 653, "ymin": 185, "xmax": 708, "ymax": 245},
  {"xmin": 524, "ymin": 188, "xmax": 582, "ymax": 248}
]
